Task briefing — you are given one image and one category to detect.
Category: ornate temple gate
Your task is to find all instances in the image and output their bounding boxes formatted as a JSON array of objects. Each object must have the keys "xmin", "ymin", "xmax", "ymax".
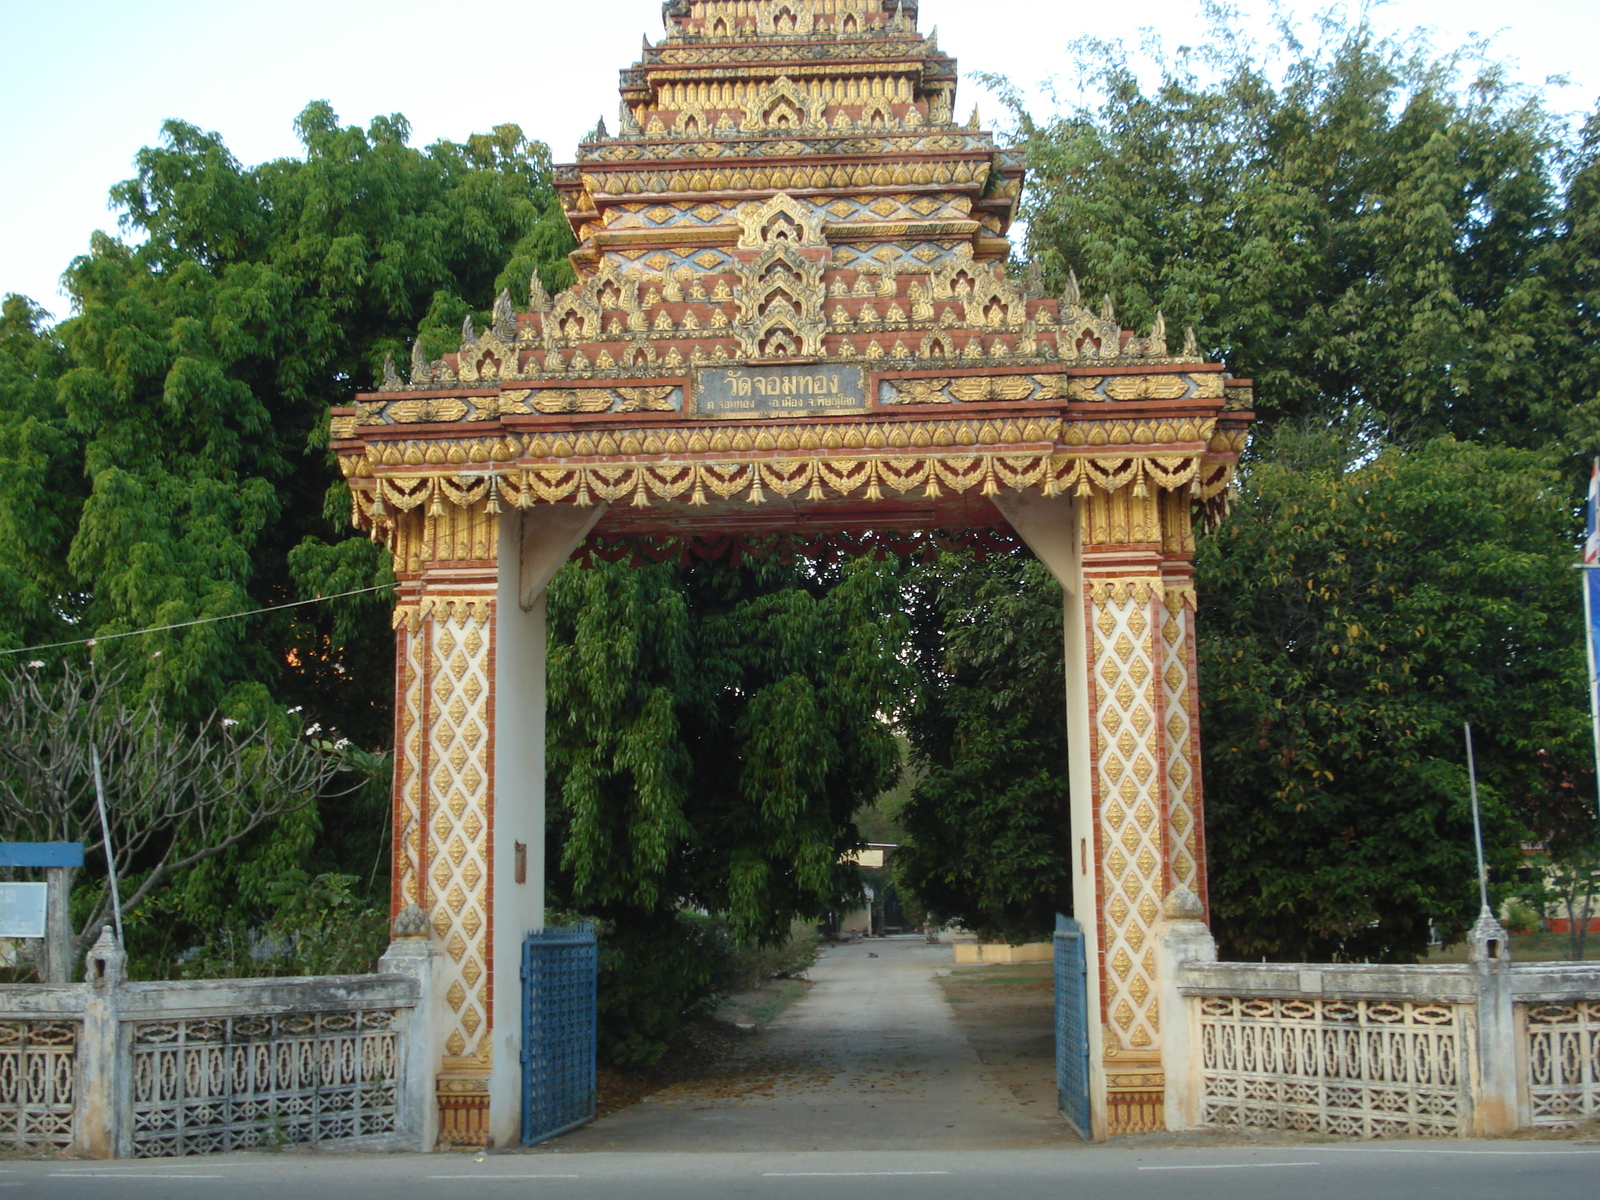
[{"xmin": 329, "ymin": 0, "xmax": 1250, "ymax": 1146}]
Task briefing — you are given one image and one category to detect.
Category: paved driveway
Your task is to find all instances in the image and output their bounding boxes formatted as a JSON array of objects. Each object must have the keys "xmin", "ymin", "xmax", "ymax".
[{"xmin": 560, "ymin": 936, "xmax": 1072, "ymax": 1151}]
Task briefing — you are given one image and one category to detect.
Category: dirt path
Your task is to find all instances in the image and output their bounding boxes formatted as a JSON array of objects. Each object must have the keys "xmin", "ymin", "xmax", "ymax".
[{"xmin": 552, "ymin": 937, "xmax": 1076, "ymax": 1152}]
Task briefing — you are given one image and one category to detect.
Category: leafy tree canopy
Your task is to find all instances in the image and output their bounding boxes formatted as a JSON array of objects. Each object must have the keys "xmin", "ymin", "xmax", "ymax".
[
  {"xmin": 0, "ymin": 104, "xmax": 575, "ymax": 966},
  {"xmin": 895, "ymin": 548, "xmax": 1073, "ymax": 942},
  {"xmin": 1003, "ymin": 6, "xmax": 1600, "ymax": 460},
  {"xmin": 1198, "ymin": 427, "xmax": 1591, "ymax": 961},
  {"xmin": 546, "ymin": 554, "xmax": 910, "ymax": 946},
  {"xmin": 1, "ymin": 103, "xmax": 574, "ymax": 743}
]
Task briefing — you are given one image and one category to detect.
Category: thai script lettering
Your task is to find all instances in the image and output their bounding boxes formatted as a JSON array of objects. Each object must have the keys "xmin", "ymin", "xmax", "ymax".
[
  {"xmin": 721, "ymin": 370, "xmax": 844, "ymax": 398},
  {"xmin": 692, "ymin": 365, "xmax": 867, "ymax": 417}
]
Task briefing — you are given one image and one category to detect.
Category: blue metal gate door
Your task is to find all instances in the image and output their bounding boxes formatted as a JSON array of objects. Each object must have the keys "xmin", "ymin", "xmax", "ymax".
[
  {"xmin": 1055, "ymin": 917, "xmax": 1092, "ymax": 1139},
  {"xmin": 521, "ymin": 924, "xmax": 598, "ymax": 1145}
]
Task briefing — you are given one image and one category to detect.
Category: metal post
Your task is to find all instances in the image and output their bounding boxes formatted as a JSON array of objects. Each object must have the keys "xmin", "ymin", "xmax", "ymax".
[
  {"xmin": 1465, "ymin": 722, "xmax": 1491, "ymax": 917},
  {"xmin": 90, "ymin": 744, "xmax": 124, "ymax": 947},
  {"xmin": 1584, "ymin": 564, "xmax": 1600, "ymax": 842}
]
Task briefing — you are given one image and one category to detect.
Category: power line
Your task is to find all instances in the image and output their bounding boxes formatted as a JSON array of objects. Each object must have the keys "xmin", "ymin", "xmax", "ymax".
[{"xmin": 0, "ymin": 584, "xmax": 397, "ymax": 659}]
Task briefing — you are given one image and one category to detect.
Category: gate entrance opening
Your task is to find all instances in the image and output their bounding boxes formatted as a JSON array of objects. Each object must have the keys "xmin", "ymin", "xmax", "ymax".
[{"xmin": 331, "ymin": 0, "xmax": 1251, "ymax": 1148}]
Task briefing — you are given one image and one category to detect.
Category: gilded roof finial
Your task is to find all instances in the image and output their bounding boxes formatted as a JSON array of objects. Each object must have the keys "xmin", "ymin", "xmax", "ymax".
[
  {"xmin": 1099, "ymin": 295, "xmax": 1116, "ymax": 323},
  {"xmin": 967, "ymin": 106, "xmax": 981, "ymax": 131},
  {"xmin": 461, "ymin": 314, "xmax": 477, "ymax": 349},
  {"xmin": 1149, "ymin": 311, "xmax": 1168, "ymax": 356},
  {"xmin": 529, "ymin": 270, "xmax": 552, "ymax": 314},
  {"xmin": 382, "ymin": 352, "xmax": 401, "ymax": 391},
  {"xmin": 1063, "ymin": 268, "xmax": 1081, "ymax": 308},
  {"xmin": 409, "ymin": 338, "xmax": 430, "ymax": 385},
  {"xmin": 595, "ymin": 116, "xmax": 610, "ymax": 141},
  {"xmin": 493, "ymin": 287, "xmax": 516, "ymax": 341},
  {"xmin": 1182, "ymin": 326, "xmax": 1199, "ymax": 358}
]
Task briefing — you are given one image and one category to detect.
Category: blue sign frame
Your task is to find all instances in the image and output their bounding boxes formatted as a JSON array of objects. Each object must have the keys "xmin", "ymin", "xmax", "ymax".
[{"xmin": 0, "ymin": 844, "xmax": 85, "ymax": 869}]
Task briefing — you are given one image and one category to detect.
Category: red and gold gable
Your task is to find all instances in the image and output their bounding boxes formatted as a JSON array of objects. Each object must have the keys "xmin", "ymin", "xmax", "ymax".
[{"xmin": 331, "ymin": 0, "xmax": 1252, "ymax": 550}]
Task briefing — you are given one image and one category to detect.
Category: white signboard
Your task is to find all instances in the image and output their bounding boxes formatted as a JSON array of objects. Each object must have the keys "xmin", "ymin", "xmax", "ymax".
[{"xmin": 0, "ymin": 883, "xmax": 48, "ymax": 939}]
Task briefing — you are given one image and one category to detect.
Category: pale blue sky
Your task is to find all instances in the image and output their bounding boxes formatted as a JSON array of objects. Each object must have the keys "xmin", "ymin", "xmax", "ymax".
[{"xmin": 2, "ymin": 0, "xmax": 1597, "ymax": 322}]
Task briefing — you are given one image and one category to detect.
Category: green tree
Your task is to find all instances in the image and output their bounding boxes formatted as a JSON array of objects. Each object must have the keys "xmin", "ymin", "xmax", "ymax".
[
  {"xmin": 1005, "ymin": 8, "xmax": 1598, "ymax": 459},
  {"xmin": 1197, "ymin": 428, "xmax": 1591, "ymax": 962},
  {"xmin": 545, "ymin": 553, "xmax": 909, "ymax": 1062},
  {"xmin": 0, "ymin": 296, "xmax": 77, "ymax": 651},
  {"xmin": 0, "ymin": 103, "xmax": 575, "ymax": 954},
  {"xmin": 894, "ymin": 548, "xmax": 1073, "ymax": 942}
]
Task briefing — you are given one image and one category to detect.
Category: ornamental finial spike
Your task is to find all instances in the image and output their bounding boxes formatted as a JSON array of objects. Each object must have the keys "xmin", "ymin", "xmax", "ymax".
[
  {"xmin": 1182, "ymin": 326, "xmax": 1199, "ymax": 358},
  {"xmin": 1063, "ymin": 268, "xmax": 1081, "ymax": 309},
  {"xmin": 529, "ymin": 270, "xmax": 551, "ymax": 313},
  {"xmin": 381, "ymin": 352, "xmax": 401, "ymax": 391},
  {"xmin": 493, "ymin": 287, "xmax": 516, "ymax": 341},
  {"xmin": 460, "ymin": 314, "xmax": 477, "ymax": 348},
  {"xmin": 409, "ymin": 338, "xmax": 428, "ymax": 385}
]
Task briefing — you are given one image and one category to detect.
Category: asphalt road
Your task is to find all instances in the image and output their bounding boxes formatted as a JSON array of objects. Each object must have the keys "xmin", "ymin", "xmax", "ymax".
[{"xmin": 5, "ymin": 1144, "xmax": 1600, "ymax": 1200}]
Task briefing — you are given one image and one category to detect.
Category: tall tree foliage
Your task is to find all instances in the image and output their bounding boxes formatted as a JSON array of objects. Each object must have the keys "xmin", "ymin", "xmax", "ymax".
[
  {"xmin": 1198, "ymin": 429, "xmax": 1590, "ymax": 962},
  {"xmin": 895, "ymin": 549, "xmax": 1073, "ymax": 941},
  {"xmin": 545, "ymin": 555, "xmax": 909, "ymax": 1062},
  {"xmin": 0, "ymin": 105, "xmax": 575, "ymax": 954},
  {"xmin": 546, "ymin": 555, "xmax": 909, "ymax": 942},
  {"xmin": 1005, "ymin": 9, "xmax": 1599, "ymax": 459},
  {"xmin": 2, "ymin": 104, "xmax": 574, "ymax": 736},
  {"xmin": 981, "ymin": 10, "xmax": 1600, "ymax": 959}
]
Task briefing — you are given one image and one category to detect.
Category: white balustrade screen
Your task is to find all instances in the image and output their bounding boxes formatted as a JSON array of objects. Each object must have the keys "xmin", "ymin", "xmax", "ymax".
[
  {"xmin": 1198, "ymin": 995, "xmax": 1469, "ymax": 1138},
  {"xmin": 129, "ymin": 1009, "xmax": 402, "ymax": 1157},
  {"xmin": 1525, "ymin": 1000, "xmax": 1600, "ymax": 1128},
  {"xmin": 0, "ymin": 1020, "xmax": 77, "ymax": 1152}
]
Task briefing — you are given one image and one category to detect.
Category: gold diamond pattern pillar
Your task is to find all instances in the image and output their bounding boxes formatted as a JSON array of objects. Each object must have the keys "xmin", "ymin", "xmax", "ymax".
[
  {"xmin": 387, "ymin": 497, "xmax": 500, "ymax": 1146},
  {"xmin": 1078, "ymin": 482, "xmax": 1205, "ymax": 1135}
]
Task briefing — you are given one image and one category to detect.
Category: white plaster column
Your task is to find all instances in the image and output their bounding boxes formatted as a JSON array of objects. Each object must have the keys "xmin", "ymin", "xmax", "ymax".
[
  {"xmin": 993, "ymin": 490, "xmax": 1108, "ymax": 1138},
  {"xmin": 78, "ymin": 927, "xmax": 125, "ymax": 1159},
  {"xmin": 1468, "ymin": 911, "xmax": 1520, "ymax": 1134},
  {"xmin": 378, "ymin": 928, "xmax": 437, "ymax": 1152},
  {"xmin": 1155, "ymin": 887, "xmax": 1217, "ymax": 1130}
]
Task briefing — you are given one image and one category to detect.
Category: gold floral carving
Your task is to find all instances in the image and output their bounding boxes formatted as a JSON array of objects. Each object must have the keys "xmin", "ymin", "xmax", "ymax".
[
  {"xmin": 1103, "ymin": 376, "xmax": 1189, "ymax": 402},
  {"xmin": 947, "ymin": 376, "xmax": 1037, "ymax": 403}
]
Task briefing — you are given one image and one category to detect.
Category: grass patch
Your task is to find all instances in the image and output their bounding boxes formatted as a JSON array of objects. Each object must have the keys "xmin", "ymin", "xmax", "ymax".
[{"xmin": 947, "ymin": 963, "xmax": 1054, "ymax": 986}]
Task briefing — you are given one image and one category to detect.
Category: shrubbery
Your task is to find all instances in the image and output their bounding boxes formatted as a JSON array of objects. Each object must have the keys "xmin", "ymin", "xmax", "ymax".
[{"xmin": 591, "ymin": 913, "xmax": 818, "ymax": 1067}]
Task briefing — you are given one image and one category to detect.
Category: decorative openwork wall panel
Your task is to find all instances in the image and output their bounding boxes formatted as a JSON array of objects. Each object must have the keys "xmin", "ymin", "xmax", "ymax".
[
  {"xmin": 522, "ymin": 926, "xmax": 598, "ymax": 1145},
  {"xmin": 130, "ymin": 1010, "xmax": 400, "ymax": 1157},
  {"xmin": 1198, "ymin": 996, "xmax": 1468, "ymax": 1138},
  {"xmin": 1526, "ymin": 1001, "xmax": 1600, "ymax": 1127},
  {"xmin": 0, "ymin": 1020, "xmax": 77, "ymax": 1153}
]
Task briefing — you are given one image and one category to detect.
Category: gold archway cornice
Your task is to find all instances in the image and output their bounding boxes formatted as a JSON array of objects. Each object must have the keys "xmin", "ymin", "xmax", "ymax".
[{"xmin": 335, "ymin": 410, "xmax": 1248, "ymax": 540}]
